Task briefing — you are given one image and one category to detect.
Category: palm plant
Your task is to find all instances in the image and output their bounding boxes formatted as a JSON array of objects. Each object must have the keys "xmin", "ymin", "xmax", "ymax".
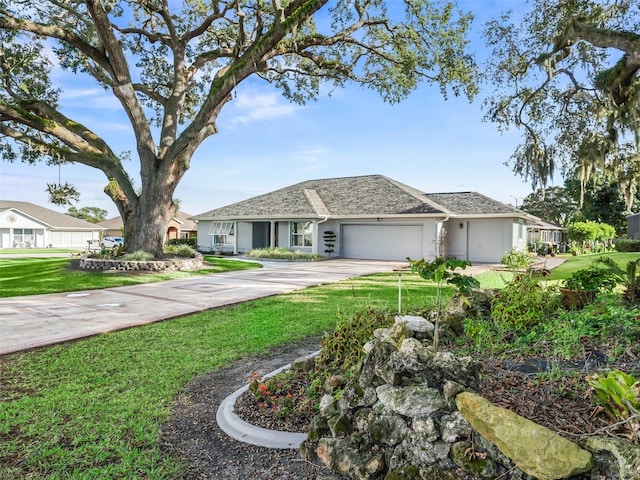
[{"xmin": 593, "ymin": 256, "xmax": 640, "ymax": 305}]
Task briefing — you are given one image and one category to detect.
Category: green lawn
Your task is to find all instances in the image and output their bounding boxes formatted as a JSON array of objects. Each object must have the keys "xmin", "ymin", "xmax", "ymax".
[
  {"xmin": 545, "ymin": 252, "xmax": 640, "ymax": 280},
  {"xmin": 0, "ymin": 271, "xmax": 435, "ymax": 479},
  {"xmin": 0, "ymin": 255, "xmax": 261, "ymax": 297}
]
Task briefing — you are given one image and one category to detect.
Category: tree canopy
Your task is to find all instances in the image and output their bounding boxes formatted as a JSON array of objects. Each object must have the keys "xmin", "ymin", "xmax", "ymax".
[
  {"xmin": 67, "ymin": 205, "xmax": 108, "ymax": 223},
  {"xmin": 0, "ymin": 0, "xmax": 478, "ymax": 255},
  {"xmin": 484, "ymin": 0, "xmax": 640, "ymax": 209}
]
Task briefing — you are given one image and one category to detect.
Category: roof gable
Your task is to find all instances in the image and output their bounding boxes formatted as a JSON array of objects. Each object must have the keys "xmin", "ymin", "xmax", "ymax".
[{"xmin": 0, "ymin": 200, "xmax": 104, "ymax": 229}]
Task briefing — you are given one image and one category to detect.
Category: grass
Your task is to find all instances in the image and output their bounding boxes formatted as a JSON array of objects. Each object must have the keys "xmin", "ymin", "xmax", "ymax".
[
  {"xmin": 0, "ymin": 255, "xmax": 261, "ymax": 298},
  {"xmin": 545, "ymin": 252, "xmax": 640, "ymax": 280},
  {"xmin": 0, "ymin": 248, "xmax": 80, "ymax": 254},
  {"xmin": 0, "ymin": 271, "xmax": 436, "ymax": 479}
]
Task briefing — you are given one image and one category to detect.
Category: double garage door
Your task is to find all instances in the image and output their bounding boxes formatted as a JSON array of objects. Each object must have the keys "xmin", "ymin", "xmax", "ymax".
[{"xmin": 341, "ymin": 224, "xmax": 423, "ymax": 261}]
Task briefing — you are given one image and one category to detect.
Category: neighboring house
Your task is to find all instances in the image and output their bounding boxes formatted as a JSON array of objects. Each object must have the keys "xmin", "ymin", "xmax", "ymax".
[
  {"xmin": 628, "ymin": 213, "xmax": 640, "ymax": 239},
  {"xmin": 526, "ymin": 218, "xmax": 568, "ymax": 250},
  {"xmin": 97, "ymin": 211, "xmax": 197, "ymax": 240},
  {"xmin": 0, "ymin": 200, "xmax": 104, "ymax": 249},
  {"xmin": 191, "ymin": 175, "xmax": 534, "ymax": 263}
]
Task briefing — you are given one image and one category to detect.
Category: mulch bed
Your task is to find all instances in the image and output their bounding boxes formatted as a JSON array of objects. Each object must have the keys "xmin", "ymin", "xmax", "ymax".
[{"xmin": 162, "ymin": 336, "xmax": 640, "ymax": 480}]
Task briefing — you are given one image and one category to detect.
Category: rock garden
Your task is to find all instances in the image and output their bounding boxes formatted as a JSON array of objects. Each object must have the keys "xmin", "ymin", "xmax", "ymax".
[{"xmin": 231, "ymin": 254, "xmax": 640, "ymax": 480}]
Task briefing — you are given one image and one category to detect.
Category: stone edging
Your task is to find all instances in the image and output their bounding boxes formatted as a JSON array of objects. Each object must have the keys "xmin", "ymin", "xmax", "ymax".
[
  {"xmin": 79, "ymin": 253, "xmax": 204, "ymax": 271},
  {"xmin": 216, "ymin": 350, "xmax": 320, "ymax": 449}
]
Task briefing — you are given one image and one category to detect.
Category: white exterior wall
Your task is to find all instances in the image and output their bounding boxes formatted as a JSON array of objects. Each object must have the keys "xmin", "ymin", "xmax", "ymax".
[
  {"xmin": 316, "ymin": 220, "xmax": 341, "ymax": 257},
  {"xmin": 0, "ymin": 210, "xmax": 100, "ymax": 249},
  {"xmin": 236, "ymin": 222, "xmax": 253, "ymax": 252},
  {"xmin": 465, "ymin": 218, "xmax": 517, "ymax": 263}
]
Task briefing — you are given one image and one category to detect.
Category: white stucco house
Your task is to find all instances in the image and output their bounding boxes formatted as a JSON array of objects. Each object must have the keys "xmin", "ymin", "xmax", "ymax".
[
  {"xmin": 0, "ymin": 200, "xmax": 104, "ymax": 249},
  {"xmin": 628, "ymin": 213, "xmax": 640, "ymax": 239},
  {"xmin": 191, "ymin": 175, "xmax": 534, "ymax": 263}
]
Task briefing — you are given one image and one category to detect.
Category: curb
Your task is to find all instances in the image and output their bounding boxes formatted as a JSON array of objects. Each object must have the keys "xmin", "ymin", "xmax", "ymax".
[{"xmin": 216, "ymin": 350, "xmax": 320, "ymax": 449}]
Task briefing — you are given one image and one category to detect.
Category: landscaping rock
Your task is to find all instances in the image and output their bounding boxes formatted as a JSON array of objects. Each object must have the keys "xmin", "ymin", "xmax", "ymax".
[
  {"xmin": 291, "ymin": 355, "xmax": 315, "ymax": 371},
  {"xmin": 456, "ymin": 391, "xmax": 593, "ymax": 480},
  {"xmin": 583, "ymin": 436, "xmax": 640, "ymax": 480},
  {"xmin": 376, "ymin": 384, "xmax": 446, "ymax": 418}
]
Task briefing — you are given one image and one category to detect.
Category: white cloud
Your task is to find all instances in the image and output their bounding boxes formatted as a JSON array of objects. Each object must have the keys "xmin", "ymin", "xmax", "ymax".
[{"xmin": 228, "ymin": 89, "xmax": 299, "ymax": 125}]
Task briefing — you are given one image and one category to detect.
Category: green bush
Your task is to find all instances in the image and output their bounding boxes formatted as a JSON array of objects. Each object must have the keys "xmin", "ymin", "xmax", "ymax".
[
  {"xmin": 245, "ymin": 247, "xmax": 324, "ymax": 261},
  {"xmin": 567, "ymin": 221, "xmax": 616, "ymax": 243},
  {"xmin": 166, "ymin": 238, "xmax": 197, "ymax": 248},
  {"xmin": 164, "ymin": 244, "xmax": 196, "ymax": 257},
  {"xmin": 490, "ymin": 271, "xmax": 559, "ymax": 331},
  {"xmin": 614, "ymin": 238, "xmax": 640, "ymax": 252},
  {"xmin": 121, "ymin": 250, "xmax": 155, "ymax": 261},
  {"xmin": 309, "ymin": 309, "xmax": 394, "ymax": 396}
]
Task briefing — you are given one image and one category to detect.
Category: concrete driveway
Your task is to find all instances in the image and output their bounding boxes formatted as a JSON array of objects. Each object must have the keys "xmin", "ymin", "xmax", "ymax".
[{"xmin": 0, "ymin": 259, "xmax": 408, "ymax": 355}]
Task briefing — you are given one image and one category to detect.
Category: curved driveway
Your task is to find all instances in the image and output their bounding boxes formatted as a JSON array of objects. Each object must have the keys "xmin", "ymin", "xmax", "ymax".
[{"xmin": 0, "ymin": 259, "xmax": 409, "ymax": 356}]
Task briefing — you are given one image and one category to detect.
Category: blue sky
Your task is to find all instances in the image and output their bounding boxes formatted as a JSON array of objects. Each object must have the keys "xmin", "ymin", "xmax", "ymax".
[{"xmin": 0, "ymin": 1, "xmax": 537, "ymax": 219}]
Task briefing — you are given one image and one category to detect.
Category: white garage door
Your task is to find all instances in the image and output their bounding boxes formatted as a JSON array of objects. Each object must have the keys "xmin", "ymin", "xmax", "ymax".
[
  {"xmin": 467, "ymin": 220, "xmax": 506, "ymax": 263},
  {"xmin": 342, "ymin": 224, "xmax": 423, "ymax": 261}
]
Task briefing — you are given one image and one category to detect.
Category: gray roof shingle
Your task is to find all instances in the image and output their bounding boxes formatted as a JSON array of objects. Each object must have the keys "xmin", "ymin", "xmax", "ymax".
[
  {"xmin": 0, "ymin": 200, "xmax": 105, "ymax": 230},
  {"xmin": 193, "ymin": 175, "xmax": 445, "ymax": 219},
  {"xmin": 424, "ymin": 192, "xmax": 521, "ymax": 215}
]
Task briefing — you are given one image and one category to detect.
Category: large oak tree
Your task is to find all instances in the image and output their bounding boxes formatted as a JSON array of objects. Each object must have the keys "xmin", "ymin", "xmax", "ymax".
[
  {"xmin": 0, "ymin": 0, "xmax": 477, "ymax": 256},
  {"xmin": 484, "ymin": 0, "xmax": 639, "ymax": 210}
]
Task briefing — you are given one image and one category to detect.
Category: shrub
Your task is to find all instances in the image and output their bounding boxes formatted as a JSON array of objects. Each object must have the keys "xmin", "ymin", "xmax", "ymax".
[
  {"xmin": 614, "ymin": 238, "xmax": 640, "ymax": 252},
  {"xmin": 166, "ymin": 238, "xmax": 197, "ymax": 248},
  {"xmin": 490, "ymin": 271, "xmax": 559, "ymax": 331},
  {"xmin": 245, "ymin": 247, "xmax": 324, "ymax": 261},
  {"xmin": 309, "ymin": 309, "xmax": 395, "ymax": 396},
  {"xmin": 121, "ymin": 250, "xmax": 154, "ymax": 261},
  {"xmin": 164, "ymin": 244, "xmax": 196, "ymax": 257},
  {"xmin": 501, "ymin": 248, "xmax": 535, "ymax": 271}
]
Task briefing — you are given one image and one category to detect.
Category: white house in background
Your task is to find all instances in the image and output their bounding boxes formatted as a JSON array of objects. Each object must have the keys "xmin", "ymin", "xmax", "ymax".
[
  {"xmin": 191, "ymin": 175, "xmax": 534, "ymax": 263},
  {"xmin": 0, "ymin": 200, "xmax": 104, "ymax": 249}
]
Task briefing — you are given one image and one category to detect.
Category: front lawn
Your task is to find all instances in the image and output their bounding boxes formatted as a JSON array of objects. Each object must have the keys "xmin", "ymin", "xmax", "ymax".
[
  {"xmin": 0, "ymin": 271, "xmax": 433, "ymax": 479},
  {"xmin": 0, "ymin": 255, "xmax": 261, "ymax": 298},
  {"xmin": 1, "ymin": 253, "xmax": 638, "ymax": 479}
]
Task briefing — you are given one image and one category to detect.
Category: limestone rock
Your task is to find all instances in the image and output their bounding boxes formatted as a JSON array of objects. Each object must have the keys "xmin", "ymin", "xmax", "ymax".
[
  {"xmin": 382, "ymin": 322, "xmax": 413, "ymax": 348},
  {"xmin": 456, "ymin": 392, "xmax": 593, "ymax": 480},
  {"xmin": 338, "ymin": 381, "xmax": 378, "ymax": 411},
  {"xmin": 367, "ymin": 414, "xmax": 409, "ymax": 446},
  {"xmin": 395, "ymin": 315, "xmax": 435, "ymax": 334},
  {"xmin": 441, "ymin": 411, "xmax": 471, "ymax": 443},
  {"xmin": 316, "ymin": 435, "xmax": 386, "ymax": 480},
  {"xmin": 411, "ymin": 416, "xmax": 439, "ymax": 442},
  {"xmin": 291, "ymin": 355, "xmax": 316, "ymax": 371},
  {"xmin": 583, "ymin": 436, "xmax": 640, "ymax": 480},
  {"xmin": 327, "ymin": 412, "xmax": 353, "ymax": 438},
  {"xmin": 319, "ymin": 394, "xmax": 338, "ymax": 416},
  {"xmin": 402, "ymin": 433, "xmax": 451, "ymax": 465},
  {"xmin": 376, "ymin": 384, "xmax": 445, "ymax": 417}
]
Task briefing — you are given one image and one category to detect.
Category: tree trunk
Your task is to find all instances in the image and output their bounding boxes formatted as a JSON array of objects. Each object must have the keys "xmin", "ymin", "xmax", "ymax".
[{"xmin": 118, "ymin": 163, "xmax": 180, "ymax": 257}]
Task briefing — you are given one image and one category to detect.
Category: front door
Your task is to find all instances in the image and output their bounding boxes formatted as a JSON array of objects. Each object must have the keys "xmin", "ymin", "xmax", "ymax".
[{"xmin": 252, "ymin": 222, "xmax": 270, "ymax": 249}]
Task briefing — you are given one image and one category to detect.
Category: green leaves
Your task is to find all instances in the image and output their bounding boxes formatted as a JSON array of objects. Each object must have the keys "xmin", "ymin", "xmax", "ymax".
[
  {"xmin": 587, "ymin": 369, "xmax": 639, "ymax": 440},
  {"xmin": 408, "ymin": 256, "xmax": 479, "ymax": 295}
]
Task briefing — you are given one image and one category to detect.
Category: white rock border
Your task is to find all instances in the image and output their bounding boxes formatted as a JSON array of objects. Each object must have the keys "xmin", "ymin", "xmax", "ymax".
[{"xmin": 216, "ymin": 350, "xmax": 320, "ymax": 449}]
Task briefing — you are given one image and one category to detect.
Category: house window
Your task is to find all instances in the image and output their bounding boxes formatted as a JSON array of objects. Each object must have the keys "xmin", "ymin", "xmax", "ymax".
[
  {"xmin": 209, "ymin": 222, "xmax": 234, "ymax": 245},
  {"xmin": 518, "ymin": 220, "xmax": 524, "ymax": 241},
  {"xmin": 13, "ymin": 228, "xmax": 34, "ymax": 247},
  {"xmin": 291, "ymin": 222, "xmax": 312, "ymax": 247}
]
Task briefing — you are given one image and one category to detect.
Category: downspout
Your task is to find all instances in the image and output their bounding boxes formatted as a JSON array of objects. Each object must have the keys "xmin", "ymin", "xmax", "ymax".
[
  {"xmin": 314, "ymin": 216, "xmax": 329, "ymax": 255},
  {"xmin": 437, "ymin": 214, "xmax": 450, "ymax": 258}
]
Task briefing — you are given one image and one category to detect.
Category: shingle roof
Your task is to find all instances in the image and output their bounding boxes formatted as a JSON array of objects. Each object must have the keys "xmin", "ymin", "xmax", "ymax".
[
  {"xmin": 193, "ymin": 175, "xmax": 445, "ymax": 219},
  {"xmin": 0, "ymin": 200, "xmax": 105, "ymax": 230},
  {"xmin": 424, "ymin": 192, "xmax": 522, "ymax": 216}
]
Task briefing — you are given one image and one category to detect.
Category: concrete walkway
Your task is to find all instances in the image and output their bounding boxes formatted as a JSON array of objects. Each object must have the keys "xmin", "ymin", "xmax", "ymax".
[{"xmin": 0, "ymin": 259, "xmax": 411, "ymax": 356}]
